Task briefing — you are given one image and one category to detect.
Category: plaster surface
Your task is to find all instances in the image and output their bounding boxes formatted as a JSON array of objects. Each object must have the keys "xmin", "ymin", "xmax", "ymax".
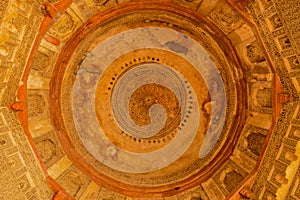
[{"xmin": 72, "ymin": 27, "xmax": 226, "ymax": 173}]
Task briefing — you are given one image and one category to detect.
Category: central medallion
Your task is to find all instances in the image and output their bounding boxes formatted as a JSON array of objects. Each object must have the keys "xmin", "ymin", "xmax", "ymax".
[
  {"xmin": 129, "ymin": 83, "xmax": 180, "ymax": 136},
  {"xmin": 111, "ymin": 64, "xmax": 184, "ymax": 139}
]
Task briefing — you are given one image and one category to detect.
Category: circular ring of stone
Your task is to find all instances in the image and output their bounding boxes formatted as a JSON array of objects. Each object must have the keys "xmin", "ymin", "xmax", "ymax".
[
  {"xmin": 94, "ymin": 48, "xmax": 210, "ymax": 153},
  {"xmin": 72, "ymin": 27, "xmax": 226, "ymax": 173}
]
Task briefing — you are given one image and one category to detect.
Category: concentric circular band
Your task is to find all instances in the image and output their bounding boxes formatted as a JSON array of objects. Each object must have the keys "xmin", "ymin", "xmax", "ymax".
[
  {"xmin": 72, "ymin": 27, "xmax": 225, "ymax": 173},
  {"xmin": 94, "ymin": 48, "xmax": 210, "ymax": 153}
]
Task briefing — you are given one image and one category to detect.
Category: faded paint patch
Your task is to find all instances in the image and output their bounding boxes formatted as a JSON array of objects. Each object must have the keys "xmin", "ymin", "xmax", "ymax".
[{"xmin": 165, "ymin": 41, "xmax": 188, "ymax": 55}]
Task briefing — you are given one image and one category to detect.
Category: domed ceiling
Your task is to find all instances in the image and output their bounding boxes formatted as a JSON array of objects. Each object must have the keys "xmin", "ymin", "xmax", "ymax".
[{"xmin": 0, "ymin": 0, "xmax": 300, "ymax": 200}]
